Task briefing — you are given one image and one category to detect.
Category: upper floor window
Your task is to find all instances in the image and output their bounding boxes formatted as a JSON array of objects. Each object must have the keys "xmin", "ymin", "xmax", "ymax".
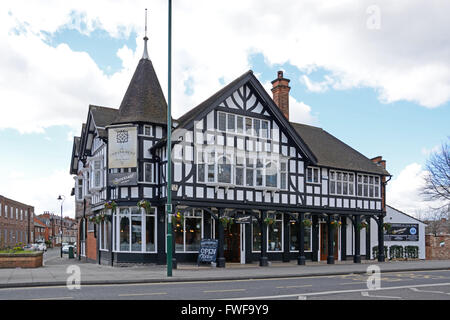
[
  {"xmin": 330, "ymin": 171, "xmax": 355, "ymax": 196},
  {"xmin": 143, "ymin": 125, "xmax": 152, "ymax": 136},
  {"xmin": 144, "ymin": 163, "xmax": 154, "ymax": 183},
  {"xmin": 217, "ymin": 111, "xmax": 270, "ymax": 139},
  {"xmin": 76, "ymin": 178, "xmax": 83, "ymax": 201},
  {"xmin": 91, "ymin": 160, "xmax": 102, "ymax": 189},
  {"xmin": 217, "ymin": 156, "xmax": 232, "ymax": 184},
  {"xmin": 357, "ymin": 174, "xmax": 380, "ymax": 198},
  {"xmin": 306, "ymin": 167, "xmax": 320, "ymax": 184}
]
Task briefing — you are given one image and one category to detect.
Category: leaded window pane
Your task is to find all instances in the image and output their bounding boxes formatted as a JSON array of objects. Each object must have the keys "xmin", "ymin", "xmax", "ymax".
[
  {"xmin": 227, "ymin": 114, "xmax": 235, "ymax": 132},
  {"xmin": 218, "ymin": 112, "xmax": 226, "ymax": 131}
]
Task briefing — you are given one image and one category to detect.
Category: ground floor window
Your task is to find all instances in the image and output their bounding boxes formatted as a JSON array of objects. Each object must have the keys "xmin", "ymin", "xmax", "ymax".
[
  {"xmin": 99, "ymin": 218, "xmax": 111, "ymax": 251},
  {"xmin": 289, "ymin": 222, "xmax": 312, "ymax": 252},
  {"xmin": 267, "ymin": 214, "xmax": 283, "ymax": 252},
  {"xmin": 252, "ymin": 214, "xmax": 261, "ymax": 252},
  {"xmin": 114, "ymin": 206, "xmax": 157, "ymax": 253},
  {"xmin": 174, "ymin": 209, "xmax": 203, "ymax": 252}
]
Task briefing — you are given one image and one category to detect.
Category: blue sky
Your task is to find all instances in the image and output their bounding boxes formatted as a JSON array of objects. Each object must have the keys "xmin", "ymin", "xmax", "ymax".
[{"xmin": 0, "ymin": 1, "xmax": 448, "ymax": 218}]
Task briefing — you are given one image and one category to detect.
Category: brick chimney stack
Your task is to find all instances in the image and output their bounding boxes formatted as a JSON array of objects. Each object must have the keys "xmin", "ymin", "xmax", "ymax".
[{"xmin": 271, "ymin": 71, "xmax": 291, "ymax": 120}]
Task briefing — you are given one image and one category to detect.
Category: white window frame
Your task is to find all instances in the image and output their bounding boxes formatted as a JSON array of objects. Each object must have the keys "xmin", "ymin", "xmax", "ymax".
[
  {"xmin": 329, "ymin": 170, "xmax": 355, "ymax": 196},
  {"xmin": 143, "ymin": 125, "xmax": 152, "ymax": 137},
  {"xmin": 170, "ymin": 209, "xmax": 204, "ymax": 253},
  {"xmin": 114, "ymin": 206, "xmax": 157, "ymax": 253},
  {"xmin": 91, "ymin": 159, "xmax": 103, "ymax": 189},
  {"xmin": 144, "ymin": 162, "xmax": 154, "ymax": 183},
  {"xmin": 217, "ymin": 111, "xmax": 271, "ymax": 140},
  {"xmin": 306, "ymin": 167, "xmax": 320, "ymax": 184},
  {"xmin": 76, "ymin": 177, "xmax": 83, "ymax": 201},
  {"xmin": 267, "ymin": 213, "xmax": 284, "ymax": 253},
  {"xmin": 357, "ymin": 174, "xmax": 381, "ymax": 199}
]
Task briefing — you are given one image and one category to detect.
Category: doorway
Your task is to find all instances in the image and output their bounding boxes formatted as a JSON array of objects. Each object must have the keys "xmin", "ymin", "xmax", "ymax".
[
  {"xmin": 320, "ymin": 223, "xmax": 339, "ymax": 261},
  {"xmin": 224, "ymin": 223, "xmax": 240, "ymax": 262}
]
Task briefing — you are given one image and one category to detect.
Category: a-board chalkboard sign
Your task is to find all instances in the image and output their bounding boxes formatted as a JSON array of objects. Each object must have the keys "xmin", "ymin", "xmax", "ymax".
[{"xmin": 197, "ymin": 239, "xmax": 218, "ymax": 265}]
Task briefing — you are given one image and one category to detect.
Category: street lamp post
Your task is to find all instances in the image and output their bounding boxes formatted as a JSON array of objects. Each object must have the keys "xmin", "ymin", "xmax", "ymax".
[{"xmin": 57, "ymin": 195, "xmax": 65, "ymax": 258}]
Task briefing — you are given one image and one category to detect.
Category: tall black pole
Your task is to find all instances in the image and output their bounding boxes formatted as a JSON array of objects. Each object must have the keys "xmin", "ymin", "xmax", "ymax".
[
  {"xmin": 259, "ymin": 211, "xmax": 268, "ymax": 267},
  {"xmin": 354, "ymin": 215, "xmax": 361, "ymax": 263},
  {"xmin": 327, "ymin": 215, "xmax": 335, "ymax": 264},
  {"xmin": 217, "ymin": 209, "xmax": 226, "ymax": 268},
  {"xmin": 298, "ymin": 213, "xmax": 306, "ymax": 265},
  {"xmin": 166, "ymin": 0, "xmax": 173, "ymax": 277},
  {"xmin": 378, "ymin": 215, "xmax": 385, "ymax": 262}
]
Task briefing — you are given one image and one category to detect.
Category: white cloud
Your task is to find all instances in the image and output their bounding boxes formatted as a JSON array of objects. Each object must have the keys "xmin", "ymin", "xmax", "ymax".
[
  {"xmin": 387, "ymin": 163, "xmax": 446, "ymax": 216},
  {"xmin": 1, "ymin": 0, "xmax": 449, "ymax": 134}
]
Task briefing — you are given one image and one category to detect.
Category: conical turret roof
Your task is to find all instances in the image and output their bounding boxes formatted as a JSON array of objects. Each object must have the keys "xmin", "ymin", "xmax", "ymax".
[{"xmin": 113, "ymin": 56, "xmax": 167, "ymax": 125}]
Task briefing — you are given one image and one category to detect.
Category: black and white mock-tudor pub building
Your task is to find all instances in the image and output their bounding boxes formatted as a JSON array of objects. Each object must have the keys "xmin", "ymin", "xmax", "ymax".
[{"xmin": 70, "ymin": 35, "xmax": 392, "ymax": 267}]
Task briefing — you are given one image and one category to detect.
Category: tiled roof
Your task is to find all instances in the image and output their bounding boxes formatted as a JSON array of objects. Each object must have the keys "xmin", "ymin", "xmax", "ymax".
[
  {"xmin": 113, "ymin": 58, "xmax": 167, "ymax": 125},
  {"xmin": 290, "ymin": 122, "xmax": 390, "ymax": 175}
]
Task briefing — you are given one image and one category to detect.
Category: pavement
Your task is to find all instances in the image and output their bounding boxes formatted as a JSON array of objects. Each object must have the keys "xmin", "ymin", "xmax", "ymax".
[{"xmin": 0, "ymin": 248, "xmax": 449, "ymax": 288}]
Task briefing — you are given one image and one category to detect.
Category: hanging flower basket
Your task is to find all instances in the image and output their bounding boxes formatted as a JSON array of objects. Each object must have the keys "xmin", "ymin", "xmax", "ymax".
[
  {"xmin": 220, "ymin": 216, "xmax": 234, "ymax": 229},
  {"xmin": 264, "ymin": 217, "xmax": 275, "ymax": 226},
  {"xmin": 331, "ymin": 220, "xmax": 341, "ymax": 229},
  {"xmin": 357, "ymin": 221, "xmax": 368, "ymax": 232},
  {"xmin": 104, "ymin": 201, "xmax": 117, "ymax": 211},
  {"xmin": 137, "ymin": 200, "xmax": 152, "ymax": 214},
  {"xmin": 302, "ymin": 219, "xmax": 312, "ymax": 228},
  {"xmin": 383, "ymin": 222, "xmax": 392, "ymax": 232},
  {"xmin": 172, "ymin": 212, "xmax": 185, "ymax": 225}
]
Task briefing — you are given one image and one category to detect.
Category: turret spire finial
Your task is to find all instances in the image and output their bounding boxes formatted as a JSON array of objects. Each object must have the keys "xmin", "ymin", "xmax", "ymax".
[{"xmin": 143, "ymin": 8, "xmax": 149, "ymax": 59}]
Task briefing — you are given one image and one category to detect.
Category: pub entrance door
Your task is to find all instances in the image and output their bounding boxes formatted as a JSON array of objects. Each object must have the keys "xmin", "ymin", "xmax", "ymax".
[
  {"xmin": 320, "ymin": 223, "xmax": 339, "ymax": 261},
  {"xmin": 224, "ymin": 223, "xmax": 240, "ymax": 262}
]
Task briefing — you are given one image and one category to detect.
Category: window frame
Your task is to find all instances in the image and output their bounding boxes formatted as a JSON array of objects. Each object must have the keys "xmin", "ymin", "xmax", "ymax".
[{"xmin": 306, "ymin": 167, "xmax": 320, "ymax": 184}]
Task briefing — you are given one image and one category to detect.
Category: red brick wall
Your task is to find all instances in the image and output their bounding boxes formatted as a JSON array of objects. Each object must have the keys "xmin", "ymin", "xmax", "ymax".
[
  {"xmin": 425, "ymin": 234, "xmax": 450, "ymax": 260},
  {"xmin": 0, "ymin": 196, "xmax": 34, "ymax": 248},
  {"xmin": 0, "ymin": 252, "xmax": 43, "ymax": 268}
]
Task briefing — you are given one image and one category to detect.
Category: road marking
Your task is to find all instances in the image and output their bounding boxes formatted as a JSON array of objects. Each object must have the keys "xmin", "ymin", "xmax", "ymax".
[
  {"xmin": 204, "ymin": 289, "xmax": 246, "ymax": 293},
  {"xmin": 409, "ymin": 287, "xmax": 448, "ymax": 294},
  {"xmin": 298, "ymin": 295, "xmax": 307, "ymax": 300},
  {"xmin": 118, "ymin": 292, "xmax": 167, "ymax": 297},
  {"xmin": 276, "ymin": 285, "xmax": 312, "ymax": 289},
  {"xmin": 361, "ymin": 291, "xmax": 401, "ymax": 299},
  {"xmin": 29, "ymin": 296, "xmax": 73, "ymax": 300},
  {"xmin": 339, "ymin": 282, "xmax": 368, "ymax": 285},
  {"xmin": 221, "ymin": 282, "xmax": 450, "ymax": 300}
]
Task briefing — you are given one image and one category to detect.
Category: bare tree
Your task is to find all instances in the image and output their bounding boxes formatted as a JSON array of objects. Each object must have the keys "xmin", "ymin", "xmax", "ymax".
[{"xmin": 422, "ymin": 138, "xmax": 450, "ymax": 206}]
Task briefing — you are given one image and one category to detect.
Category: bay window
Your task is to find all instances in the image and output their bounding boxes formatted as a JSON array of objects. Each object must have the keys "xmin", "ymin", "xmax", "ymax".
[{"xmin": 115, "ymin": 206, "xmax": 157, "ymax": 252}]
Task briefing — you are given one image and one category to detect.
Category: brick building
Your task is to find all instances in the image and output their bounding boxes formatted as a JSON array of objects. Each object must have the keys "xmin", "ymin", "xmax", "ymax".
[
  {"xmin": 0, "ymin": 195, "xmax": 34, "ymax": 248},
  {"xmin": 36, "ymin": 212, "xmax": 78, "ymax": 246},
  {"xmin": 34, "ymin": 217, "xmax": 48, "ymax": 243}
]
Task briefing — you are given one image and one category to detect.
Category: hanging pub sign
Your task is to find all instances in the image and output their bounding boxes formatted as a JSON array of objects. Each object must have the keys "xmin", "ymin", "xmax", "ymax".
[
  {"xmin": 108, "ymin": 126, "xmax": 138, "ymax": 169},
  {"xmin": 384, "ymin": 223, "xmax": 419, "ymax": 241},
  {"xmin": 197, "ymin": 239, "xmax": 218, "ymax": 265},
  {"xmin": 234, "ymin": 215, "xmax": 252, "ymax": 224},
  {"xmin": 108, "ymin": 172, "xmax": 138, "ymax": 187}
]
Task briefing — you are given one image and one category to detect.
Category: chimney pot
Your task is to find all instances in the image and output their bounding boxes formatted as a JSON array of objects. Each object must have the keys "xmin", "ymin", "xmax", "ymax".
[{"xmin": 271, "ymin": 71, "xmax": 291, "ymax": 120}]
